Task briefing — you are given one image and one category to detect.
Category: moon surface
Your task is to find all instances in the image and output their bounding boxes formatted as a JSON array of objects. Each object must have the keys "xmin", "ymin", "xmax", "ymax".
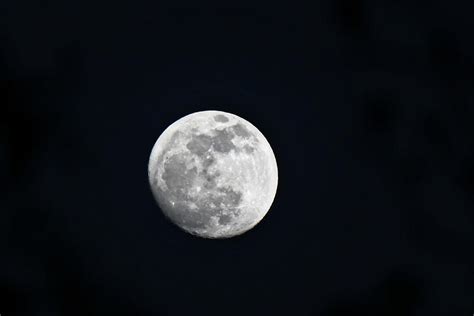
[{"xmin": 148, "ymin": 110, "xmax": 278, "ymax": 238}]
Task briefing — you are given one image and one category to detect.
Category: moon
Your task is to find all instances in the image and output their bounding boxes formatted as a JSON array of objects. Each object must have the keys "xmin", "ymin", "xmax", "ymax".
[{"xmin": 148, "ymin": 110, "xmax": 278, "ymax": 238}]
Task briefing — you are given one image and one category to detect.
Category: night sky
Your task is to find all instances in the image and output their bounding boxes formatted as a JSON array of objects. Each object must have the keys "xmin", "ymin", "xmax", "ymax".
[{"xmin": 1, "ymin": 1, "xmax": 474, "ymax": 315}]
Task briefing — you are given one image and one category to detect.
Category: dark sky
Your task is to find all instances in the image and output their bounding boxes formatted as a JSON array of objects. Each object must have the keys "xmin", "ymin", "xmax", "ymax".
[{"xmin": 1, "ymin": 1, "xmax": 474, "ymax": 315}]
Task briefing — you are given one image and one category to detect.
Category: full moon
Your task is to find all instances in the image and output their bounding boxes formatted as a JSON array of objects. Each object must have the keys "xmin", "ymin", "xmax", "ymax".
[{"xmin": 148, "ymin": 110, "xmax": 278, "ymax": 238}]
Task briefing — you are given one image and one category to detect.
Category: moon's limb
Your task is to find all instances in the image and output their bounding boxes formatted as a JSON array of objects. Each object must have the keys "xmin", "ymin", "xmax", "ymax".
[{"xmin": 148, "ymin": 110, "xmax": 278, "ymax": 238}]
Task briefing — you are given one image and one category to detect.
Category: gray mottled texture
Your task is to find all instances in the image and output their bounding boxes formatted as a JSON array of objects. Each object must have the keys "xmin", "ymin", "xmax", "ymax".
[
  {"xmin": 211, "ymin": 128, "xmax": 236, "ymax": 153},
  {"xmin": 214, "ymin": 114, "xmax": 229, "ymax": 123},
  {"xmin": 161, "ymin": 154, "xmax": 197, "ymax": 200},
  {"xmin": 231, "ymin": 123, "xmax": 253, "ymax": 139},
  {"xmin": 186, "ymin": 134, "xmax": 213, "ymax": 156},
  {"xmin": 149, "ymin": 111, "xmax": 278, "ymax": 238},
  {"xmin": 159, "ymin": 150, "xmax": 244, "ymax": 235}
]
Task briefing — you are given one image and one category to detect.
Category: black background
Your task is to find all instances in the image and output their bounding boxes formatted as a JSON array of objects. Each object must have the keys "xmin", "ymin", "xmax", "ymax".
[{"xmin": 1, "ymin": 1, "xmax": 474, "ymax": 315}]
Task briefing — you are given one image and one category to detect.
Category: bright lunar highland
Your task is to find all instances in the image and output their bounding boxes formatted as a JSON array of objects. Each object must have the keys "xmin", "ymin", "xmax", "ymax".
[{"xmin": 148, "ymin": 110, "xmax": 278, "ymax": 238}]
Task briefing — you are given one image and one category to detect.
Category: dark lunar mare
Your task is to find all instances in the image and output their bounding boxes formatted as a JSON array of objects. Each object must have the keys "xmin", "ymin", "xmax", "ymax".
[
  {"xmin": 161, "ymin": 154, "xmax": 198, "ymax": 201},
  {"xmin": 158, "ymin": 129, "xmax": 246, "ymax": 233},
  {"xmin": 211, "ymin": 128, "xmax": 236, "ymax": 153},
  {"xmin": 231, "ymin": 123, "xmax": 253, "ymax": 139},
  {"xmin": 214, "ymin": 114, "xmax": 229, "ymax": 123},
  {"xmin": 186, "ymin": 124, "xmax": 255, "ymax": 155},
  {"xmin": 186, "ymin": 134, "xmax": 213, "ymax": 156}
]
